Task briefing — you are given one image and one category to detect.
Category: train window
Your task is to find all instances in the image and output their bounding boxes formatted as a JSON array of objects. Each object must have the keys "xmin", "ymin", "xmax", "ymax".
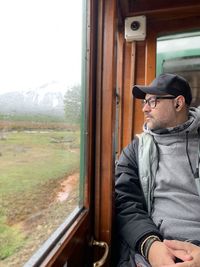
[
  {"xmin": 157, "ymin": 32, "xmax": 200, "ymax": 106},
  {"xmin": 0, "ymin": 0, "xmax": 86, "ymax": 266}
]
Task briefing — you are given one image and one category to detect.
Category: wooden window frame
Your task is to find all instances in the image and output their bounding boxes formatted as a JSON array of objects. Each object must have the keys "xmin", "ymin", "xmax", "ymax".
[{"xmin": 24, "ymin": 0, "xmax": 118, "ymax": 266}]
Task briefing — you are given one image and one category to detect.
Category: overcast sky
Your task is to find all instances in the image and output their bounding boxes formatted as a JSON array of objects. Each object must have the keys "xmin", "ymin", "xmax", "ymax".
[{"xmin": 0, "ymin": 0, "xmax": 83, "ymax": 92}]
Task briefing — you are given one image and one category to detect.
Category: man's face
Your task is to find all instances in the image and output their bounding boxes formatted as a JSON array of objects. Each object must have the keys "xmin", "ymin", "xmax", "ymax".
[{"xmin": 142, "ymin": 94, "xmax": 177, "ymax": 130}]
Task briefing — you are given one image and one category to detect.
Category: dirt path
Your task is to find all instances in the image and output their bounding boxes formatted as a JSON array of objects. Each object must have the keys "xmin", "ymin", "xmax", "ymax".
[{"xmin": 56, "ymin": 173, "xmax": 79, "ymax": 202}]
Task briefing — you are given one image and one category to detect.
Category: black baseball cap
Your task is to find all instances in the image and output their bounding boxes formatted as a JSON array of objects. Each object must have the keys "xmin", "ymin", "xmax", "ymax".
[{"xmin": 132, "ymin": 73, "xmax": 192, "ymax": 105}]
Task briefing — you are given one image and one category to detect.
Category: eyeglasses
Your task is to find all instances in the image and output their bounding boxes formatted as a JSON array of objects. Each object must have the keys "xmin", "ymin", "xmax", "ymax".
[{"xmin": 142, "ymin": 96, "xmax": 176, "ymax": 109}]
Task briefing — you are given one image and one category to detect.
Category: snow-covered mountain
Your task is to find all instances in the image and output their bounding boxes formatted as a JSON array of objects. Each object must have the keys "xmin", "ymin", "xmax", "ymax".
[{"xmin": 0, "ymin": 82, "xmax": 68, "ymax": 118}]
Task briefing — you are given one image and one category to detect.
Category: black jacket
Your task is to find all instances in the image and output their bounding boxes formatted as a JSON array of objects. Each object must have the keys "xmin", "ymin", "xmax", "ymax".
[{"xmin": 115, "ymin": 137, "xmax": 162, "ymax": 266}]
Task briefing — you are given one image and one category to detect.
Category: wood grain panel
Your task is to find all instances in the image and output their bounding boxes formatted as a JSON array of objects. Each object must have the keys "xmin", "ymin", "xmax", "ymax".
[
  {"xmin": 94, "ymin": 0, "xmax": 117, "ymax": 266},
  {"xmin": 133, "ymin": 41, "xmax": 146, "ymax": 135},
  {"xmin": 121, "ymin": 42, "xmax": 135, "ymax": 148},
  {"xmin": 119, "ymin": 0, "xmax": 200, "ymax": 20},
  {"xmin": 116, "ymin": 31, "xmax": 125, "ymax": 156}
]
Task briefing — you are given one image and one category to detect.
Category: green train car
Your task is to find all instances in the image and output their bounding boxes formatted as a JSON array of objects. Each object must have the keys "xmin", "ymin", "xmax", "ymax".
[{"xmin": 157, "ymin": 32, "xmax": 200, "ymax": 106}]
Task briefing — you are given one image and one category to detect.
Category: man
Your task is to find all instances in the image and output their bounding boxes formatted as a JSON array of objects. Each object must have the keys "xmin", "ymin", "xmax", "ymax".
[{"xmin": 115, "ymin": 73, "xmax": 200, "ymax": 267}]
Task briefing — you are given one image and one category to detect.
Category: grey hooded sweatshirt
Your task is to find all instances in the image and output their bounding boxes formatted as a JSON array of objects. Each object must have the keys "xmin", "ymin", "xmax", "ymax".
[{"xmin": 144, "ymin": 107, "xmax": 200, "ymax": 241}]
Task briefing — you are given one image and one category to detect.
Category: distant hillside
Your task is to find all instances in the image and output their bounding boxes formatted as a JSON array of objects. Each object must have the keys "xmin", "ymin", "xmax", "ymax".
[{"xmin": 0, "ymin": 82, "xmax": 68, "ymax": 118}]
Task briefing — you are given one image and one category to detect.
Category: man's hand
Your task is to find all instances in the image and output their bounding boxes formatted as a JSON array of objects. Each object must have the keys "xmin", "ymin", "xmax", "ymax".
[
  {"xmin": 148, "ymin": 241, "xmax": 176, "ymax": 267},
  {"xmin": 161, "ymin": 240, "xmax": 199, "ymax": 267}
]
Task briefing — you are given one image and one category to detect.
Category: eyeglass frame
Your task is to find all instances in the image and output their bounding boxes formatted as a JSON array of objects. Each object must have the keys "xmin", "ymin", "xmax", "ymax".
[{"xmin": 142, "ymin": 96, "xmax": 176, "ymax": 109}]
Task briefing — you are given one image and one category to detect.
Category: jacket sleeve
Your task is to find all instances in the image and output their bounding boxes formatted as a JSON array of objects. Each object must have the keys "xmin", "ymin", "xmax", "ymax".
[{"xmin": 115, "ymin": 137, "xmax": 162, "ymax": 252}]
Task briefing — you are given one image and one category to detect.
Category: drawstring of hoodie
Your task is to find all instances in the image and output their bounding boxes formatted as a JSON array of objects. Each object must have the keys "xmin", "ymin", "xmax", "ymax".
[
  {"xmin": 186, "ymin": 131, "xmax": 199, "ymax": 179},
  {"xmin": 152, "ymin": 135, "xmax": 160, "ymax": 170}
]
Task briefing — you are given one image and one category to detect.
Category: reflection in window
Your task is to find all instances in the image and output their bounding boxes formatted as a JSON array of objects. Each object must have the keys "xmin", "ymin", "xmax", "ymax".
[
  {"xmin": 157, "ymin": 32, "xmax": 200, "ymax": 106},
  {"xmin": 0, "ymin": 1, "xmax": 86, "ymax": 266}
]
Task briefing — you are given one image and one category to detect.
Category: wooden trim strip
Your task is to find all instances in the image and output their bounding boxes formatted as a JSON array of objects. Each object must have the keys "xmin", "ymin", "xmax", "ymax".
[{"xmin": 94, "ymin": 0, "xmax": 117, "ymax": 266}]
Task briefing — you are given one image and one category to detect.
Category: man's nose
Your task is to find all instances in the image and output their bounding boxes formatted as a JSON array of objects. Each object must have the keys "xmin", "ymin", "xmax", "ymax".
[{"xmin": 142, "ymin": 102, "xmax": 151, "ymax": 112}]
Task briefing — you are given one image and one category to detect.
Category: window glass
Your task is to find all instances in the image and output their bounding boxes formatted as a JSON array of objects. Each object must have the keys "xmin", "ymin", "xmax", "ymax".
[
  {"xmin": 0, "ymin": 1, "xmax": 86, "ymax": 266},
  {"xmin": 157, "ymin": 32, "xmax": 200, "ymax": 106}
]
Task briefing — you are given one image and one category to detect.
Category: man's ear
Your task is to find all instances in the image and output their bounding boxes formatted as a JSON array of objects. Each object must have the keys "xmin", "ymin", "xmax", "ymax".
[{"xmin": 175, "ymin": 95, "xmax": 185, "ymax": 110}]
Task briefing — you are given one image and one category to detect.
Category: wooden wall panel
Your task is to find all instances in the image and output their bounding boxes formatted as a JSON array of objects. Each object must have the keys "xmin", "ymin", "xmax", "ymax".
[
  {"xmin": 119, "ymin": 41, "xmax": 136, "ymax": 150},
  {"xmin": 119, "ymin": 0, "xmax": 200, "ymax": 20},
  {"xmin": 148, "ymin": 16, "xmax": 200, "ymax": 38},
  {"xmin": 133, "ymin": 42, "xmax": 146, "ymax": 135},
  {"xmin": 116, "ymin": 31, "xmax": 124, "ymax": 156},
  {"xmin": 116, "ymin": 38, "xmax": 148, "ymax": 147},
  {"xmin": 145, "ymin": 30, "xmax": 156, "ymax": 84},
  {"xmin": 116, "ymin": 34, "xmax": 138, "ymax": 154},
  {"xmin": 94, "ymin": 0, "xmax": 116, "ymax": 266}
]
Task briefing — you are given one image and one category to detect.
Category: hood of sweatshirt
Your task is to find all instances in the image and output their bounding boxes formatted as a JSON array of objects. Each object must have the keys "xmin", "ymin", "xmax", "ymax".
[{"xmin": 143, "ymin": 107, "xmax": 200, "ymax": 138}]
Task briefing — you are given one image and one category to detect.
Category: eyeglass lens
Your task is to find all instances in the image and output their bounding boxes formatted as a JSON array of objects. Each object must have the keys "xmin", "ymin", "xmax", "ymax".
[{"xmin": 142, "ymin": 98, "xmax": 156, "ymax": 108}]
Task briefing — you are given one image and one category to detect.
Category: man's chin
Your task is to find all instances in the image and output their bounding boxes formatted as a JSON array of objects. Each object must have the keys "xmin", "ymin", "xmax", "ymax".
[
  {"xmin": 146, "ymin": 122, "xmax": 154, "ymax": 130},
  {"xmin": 147, "ymin": 123, "xmax": 161, "ymax": 131}
]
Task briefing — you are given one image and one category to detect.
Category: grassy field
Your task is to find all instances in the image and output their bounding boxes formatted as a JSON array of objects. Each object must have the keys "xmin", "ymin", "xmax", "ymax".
[{"xmin": 0, "ymin": 127, "xmax": 80, "ymax": 265}]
